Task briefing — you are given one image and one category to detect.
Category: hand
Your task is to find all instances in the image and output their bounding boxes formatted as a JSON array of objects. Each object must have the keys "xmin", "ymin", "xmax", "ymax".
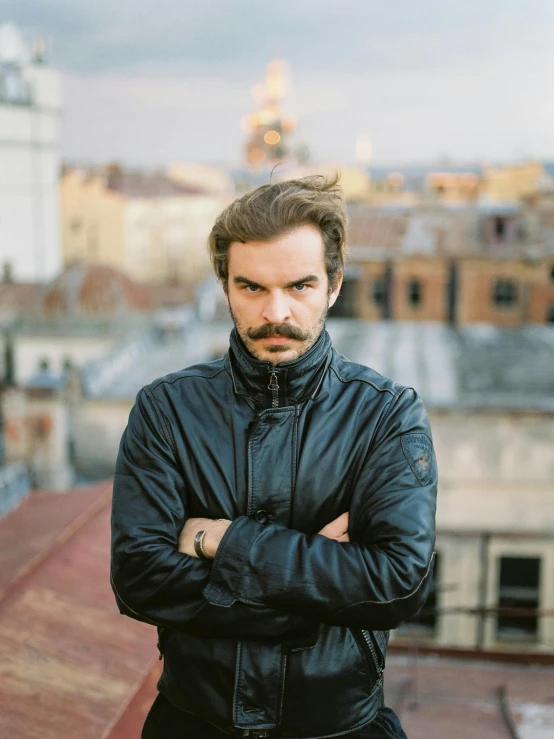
[
  {"xmin": 318, "ymin": 512, "xmax": 349, "ymax": 543},
  {"xmin": 178, "ymin": 517, "xmax": 232, "ymax": 559}
]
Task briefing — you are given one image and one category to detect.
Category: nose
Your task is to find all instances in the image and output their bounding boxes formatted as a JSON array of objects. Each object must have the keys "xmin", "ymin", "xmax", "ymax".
[{"xmin": 261, "ymin": 290, "xmax": 292, "ymax": 325}]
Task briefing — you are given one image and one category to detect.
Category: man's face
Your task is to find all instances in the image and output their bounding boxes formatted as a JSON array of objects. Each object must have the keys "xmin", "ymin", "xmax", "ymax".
[{"xmin": 225, "ymin": 225, "xmax": 342, "ymax": 364}]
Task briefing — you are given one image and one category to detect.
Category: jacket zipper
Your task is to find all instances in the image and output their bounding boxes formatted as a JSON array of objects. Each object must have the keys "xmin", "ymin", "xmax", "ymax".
[
  {"xmin": 362, "ymin": 629, "xmax": 384, "ymax": 685},
  {"xmin": 268, "ymin": 370, "xmax": 280, "ymax": 408}
]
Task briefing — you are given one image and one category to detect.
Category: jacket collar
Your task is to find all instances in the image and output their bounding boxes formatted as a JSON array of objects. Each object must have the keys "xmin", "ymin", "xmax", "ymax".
[{"xmin": 226, "ymin": 327, "xmax": 332, "ymax": 409}]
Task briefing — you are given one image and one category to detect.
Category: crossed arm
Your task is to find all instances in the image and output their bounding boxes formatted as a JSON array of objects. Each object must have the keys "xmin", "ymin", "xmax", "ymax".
[
  {"xmin": 111, "ymin": 390, "xmax": 351, "ymax": 642},
  {"xmin": 111, "ymin": 387, "xmax": 436, "ymax": 638},
  {"xmin": 178, "ymin": 512, "xmax": 350, "ymax": 559}
]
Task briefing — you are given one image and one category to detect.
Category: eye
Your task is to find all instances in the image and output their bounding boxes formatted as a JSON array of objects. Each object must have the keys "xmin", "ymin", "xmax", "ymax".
[
  {"xmin": 293, "ymin": 284, "xmax": 307, "ymax": 292},
  {"xmin": 245, "ymin": 285, "xmax": 260, "ymax": 293}
]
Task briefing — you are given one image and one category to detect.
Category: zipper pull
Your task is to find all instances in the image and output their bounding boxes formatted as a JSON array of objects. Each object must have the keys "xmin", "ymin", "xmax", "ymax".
[
  {"xmin": 268, "ymin": 370, "xmax": 280, "ymax": 408},
  {"xmin": 268, "ymin": 371, "xmax": 279, "ymax": 390}
]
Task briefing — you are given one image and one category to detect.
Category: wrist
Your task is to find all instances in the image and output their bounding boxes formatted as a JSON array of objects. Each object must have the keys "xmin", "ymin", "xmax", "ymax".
[
  {"xmin": 203, "ymin": 519, "xmax": 231, "ymax": 558},
  {"xmin": 194, "ymin": 529, "xmax": 213, "ymax": 560}
]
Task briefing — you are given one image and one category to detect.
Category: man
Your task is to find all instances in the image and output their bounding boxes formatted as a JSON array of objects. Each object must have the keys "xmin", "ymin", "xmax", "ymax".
[{"xmin": 111, "ymin": 175, "xmax": 437, "ymax": 738}]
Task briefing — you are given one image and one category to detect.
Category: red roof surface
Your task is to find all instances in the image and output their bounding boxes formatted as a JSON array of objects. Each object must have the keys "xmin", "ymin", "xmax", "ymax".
[
  {"xmin": 104, "ymin": 166, "xmax": 208, "ymax": 198},
  {"xmin": 385, "ymin": 653, "xmax": 554, "ymax": 738},
  {"xmin": 41, "ymin": 265, "xmax": 152, "ymax": 317},
  {"xmin": 0, "ymin": 483, "xmax": 159, "ymax": 739},
  {"xmin": 2, "ymin": 485, "xmax": 553, "ymax": 738}
]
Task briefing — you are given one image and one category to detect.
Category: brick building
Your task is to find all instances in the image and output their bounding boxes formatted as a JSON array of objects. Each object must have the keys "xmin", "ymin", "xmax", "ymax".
[{"xmin": 340, "ymin": 200, "xmax": 554, "ymax": 325}]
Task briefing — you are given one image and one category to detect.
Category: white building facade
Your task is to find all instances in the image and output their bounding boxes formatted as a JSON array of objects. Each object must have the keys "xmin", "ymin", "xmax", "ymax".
[{"xmin": 0, "ymin": 23, "xmax": 62, "ymax": 282}]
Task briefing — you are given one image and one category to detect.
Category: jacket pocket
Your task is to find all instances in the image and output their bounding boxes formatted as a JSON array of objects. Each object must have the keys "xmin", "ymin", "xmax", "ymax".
[
  {"xmin": 280, "ymin": 625, "xmax": 382, "ymax": 736},
  {"xmin": 355, "ymin": 629, "xmax": 385, "ymax": 685}
]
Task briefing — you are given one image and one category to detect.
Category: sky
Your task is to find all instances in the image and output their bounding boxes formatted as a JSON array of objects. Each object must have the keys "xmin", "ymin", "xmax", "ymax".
[{"xmin": 1, "ymin": 0, "xmax": 553, "ymax": 168}]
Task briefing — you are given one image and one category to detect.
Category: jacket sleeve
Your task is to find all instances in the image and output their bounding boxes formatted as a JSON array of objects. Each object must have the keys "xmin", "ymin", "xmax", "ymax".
[
  {"xmin": 110, "ymin": 387, "xmax": 318, "ymax": 641},
  {"xmin": 203, "ymin": 387, "xmax": 437, "ymax": 631}
]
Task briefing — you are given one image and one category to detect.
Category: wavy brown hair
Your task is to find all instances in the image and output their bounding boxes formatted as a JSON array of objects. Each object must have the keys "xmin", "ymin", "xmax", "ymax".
[{"xmin": 208, "ymin": 174, "xmax": 347, "ymax": 291}]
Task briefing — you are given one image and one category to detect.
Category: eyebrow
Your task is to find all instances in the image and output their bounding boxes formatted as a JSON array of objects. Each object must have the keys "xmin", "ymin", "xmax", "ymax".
[{"xmin": 233, "ymin": 274, "xmax": 321, "ymax": 289}]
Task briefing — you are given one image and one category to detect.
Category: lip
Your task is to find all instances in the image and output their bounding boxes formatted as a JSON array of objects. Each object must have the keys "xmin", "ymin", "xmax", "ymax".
[{"xmin": 262, "ymin": 336, "xmax": 291, "ymax": 345}]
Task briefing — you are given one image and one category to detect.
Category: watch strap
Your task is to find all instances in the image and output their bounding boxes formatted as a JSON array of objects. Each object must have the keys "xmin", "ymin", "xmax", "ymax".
[{"xmin": 194, "ymin": 529, "xmax": 213, "ymax": 560}]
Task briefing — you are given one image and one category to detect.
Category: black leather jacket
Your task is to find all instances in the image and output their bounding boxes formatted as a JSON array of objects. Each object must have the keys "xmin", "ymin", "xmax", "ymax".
[{"xmin": 111, "ymin": 329, "xmax": 437, "ymax": 738}]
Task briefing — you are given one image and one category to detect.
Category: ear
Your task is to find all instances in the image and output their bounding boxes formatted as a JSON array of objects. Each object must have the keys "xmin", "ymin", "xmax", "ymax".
[{"xmin": 328, "ymin": 270, "xmax": 343, "ymax": 309}]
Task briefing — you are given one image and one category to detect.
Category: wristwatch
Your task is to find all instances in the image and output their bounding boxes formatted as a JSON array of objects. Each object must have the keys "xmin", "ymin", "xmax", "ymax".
[{"xmin": 194, "ymin": 529, "xmax": 213, "ymax": 560}]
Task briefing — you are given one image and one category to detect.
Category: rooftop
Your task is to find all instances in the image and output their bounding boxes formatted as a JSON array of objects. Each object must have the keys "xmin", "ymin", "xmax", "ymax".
[
  {"xmin": 41, "ymin": 264, "xmax": 152, "ymax": 318},
  {"xmin": 1, "ymin": 484, "xmax": 552, "ymax": 738},
  {"xmin": 85, "ymin": 318, "xmax": 554, "ymax": 412},
  {"xmin": 328, "ymin": 320, "xmax": 554, "ymax": 412},
  {"xmin": 385, "ymin": 653, "xmax": 554, "ymax": 739},
  {"xmin": 0, "ymin": 265, "xmax": 195, "ymax": 334},
  {"xmin": 0, "ymin": 483, "xmax": 158, "ymax": 739},
  {"xmin": 105, "ymin": 167, "xmax": 208, "ymax": 198}
]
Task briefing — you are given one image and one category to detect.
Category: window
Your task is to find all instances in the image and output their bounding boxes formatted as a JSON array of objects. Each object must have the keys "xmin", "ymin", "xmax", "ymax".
[
  {"xmin": 494, "ymin": 217, "xmax": 507, "ymax": 240},
  {"xmin": 0, "ymin": 69, "xmax": 30, "ymax": 104},
  {"xmin": 372, "ymin": 278, "xmax": 387, "ymax": 308},
  {"xmin": 493, "ymin": 279, "xmax": 517, "ymax": 307},
  {"xmin": 408, "ymin": 279, "xmax": 422, "ymax": 308},
  {"xmin": 328, "ymin": 278, "xmax": 357, "ymax": 318},
  {"xmin": 496, "ymin": 556, "xmax": 541, "ymax": 642}
]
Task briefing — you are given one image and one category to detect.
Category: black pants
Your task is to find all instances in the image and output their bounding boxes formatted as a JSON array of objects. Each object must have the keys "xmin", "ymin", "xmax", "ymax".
[{"xmin": 142, "ymin": 693, "xmax": 408, "ymax": 738}]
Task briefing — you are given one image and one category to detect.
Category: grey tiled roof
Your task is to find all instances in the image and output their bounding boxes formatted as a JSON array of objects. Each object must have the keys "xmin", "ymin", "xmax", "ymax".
[
  {"xmin": 327, "ymin": 320, "xmax": 554, "ymax": 411},
  {"xmin": 86, "ymin": 319, "xmax": 554, "ymax": 412}
]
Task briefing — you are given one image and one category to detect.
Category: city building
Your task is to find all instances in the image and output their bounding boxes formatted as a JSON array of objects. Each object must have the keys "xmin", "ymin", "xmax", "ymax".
[
  {"xmin": 482, "ymin": 161, "xmax": 550, "ymax": 202},
  {"xmin": 367, "ymin": 161, "xmax": 553, "ymax": 209},
  {"xmin": 425, "ymin": 172, "xmax": 481, "ymax": 203},
  {"xmin": 338, "ymin": 201, "xmax": 554, "ymax": 325},
  {"xmin": 0, "ymin": 23, "xmax": 62, "ymax": 282},
  {"xmin": 0, "ymin": 262, "xmax": 199, "ymax": 489},
  {"xmin": 60, "ymin": 165, "xmax": 229, "ymax": 285}
]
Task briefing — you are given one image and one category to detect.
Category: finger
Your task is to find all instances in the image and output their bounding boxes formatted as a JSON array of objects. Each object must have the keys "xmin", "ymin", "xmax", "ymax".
[
  {"xmin": 318, "ymin": 511, "xmax": 350, "ymax": 537},
  {"xmin": 328, "ymin": 512, "xmax": 349, "ymax": 536},
  {"xmin": 326, "ymin": 512, "xmax": 347, "ymax": 529}
]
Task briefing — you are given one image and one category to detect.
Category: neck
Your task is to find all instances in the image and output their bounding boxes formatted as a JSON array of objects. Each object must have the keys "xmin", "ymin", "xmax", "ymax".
[{"xmin": 227, "ymin": 328, "xmax": 332, "ymax": 409}]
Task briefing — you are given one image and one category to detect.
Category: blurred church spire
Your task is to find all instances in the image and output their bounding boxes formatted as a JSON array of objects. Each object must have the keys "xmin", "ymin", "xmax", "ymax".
[{"xmin": 242, "ymin": 60, "xmax": 299, "ymax": 170}]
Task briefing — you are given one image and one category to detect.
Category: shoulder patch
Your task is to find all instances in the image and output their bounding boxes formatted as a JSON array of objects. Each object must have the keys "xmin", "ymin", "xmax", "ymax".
[{"xmin": 401, "ymin": 433, "xmax": 435, "ymax": 486}]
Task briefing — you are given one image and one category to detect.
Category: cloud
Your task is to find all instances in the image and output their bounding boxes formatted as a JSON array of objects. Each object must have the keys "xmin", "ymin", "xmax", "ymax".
[
  {"xmin": 2, "ymin": 0, "xmax": 552, "ymax": 74},
  {"xmin": 62, "ymin": 33, "xmax": 554, "ymax": 168},
  {"xmin": 3, "ymin": 0, "xmax": 552, "ymax": 164}
]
